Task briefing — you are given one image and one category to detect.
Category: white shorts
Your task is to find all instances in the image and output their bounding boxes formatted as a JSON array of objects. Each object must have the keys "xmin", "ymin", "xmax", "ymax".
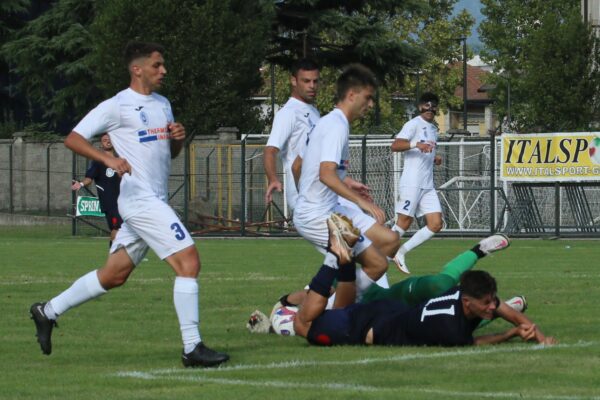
[
  {"xmin": 395, "ymin": 187, "xmax": 442, "ymax": 218},
  {"xmin": 294, "ymin": 201, "xmax": 374, "ymax": 257},
  {"xmin": 110, "ymin": 198, "xmax": 195, "ymax": 265}
]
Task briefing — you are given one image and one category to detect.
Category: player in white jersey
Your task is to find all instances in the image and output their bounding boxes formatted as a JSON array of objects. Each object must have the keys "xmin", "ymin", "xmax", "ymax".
[
  {"xmin": 29, "ymin": 41, "xmax": 228, "ymax": 368},
  {"xmin": 293, "ymin": 64, "xmax": 399, "ymax": 312},
  {"xmin": 264, "ymin": 59, "xmax": 320, "ymax": 210},
  {"xmin": 265, "ymin": 60, "xmax": 392, "ymax": 307},
  {"xmin": 391, "ymin": 92, "xmax": 443, "ymax": 274}
]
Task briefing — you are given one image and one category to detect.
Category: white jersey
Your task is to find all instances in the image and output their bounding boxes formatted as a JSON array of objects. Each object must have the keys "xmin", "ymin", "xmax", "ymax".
[
  {"xmin": 396, "ymin": 115, "xmax": 438, "ymax": 189},
  {"xmin": 294, "ymin": 108, "xmax": 349, "ymax": 222},
  {"xmin": 266, "ymin": 97, "xmax": 319, "ymax": 209},
  {"xmin": 73, "ymin": 88, "xmax": 174, "ymax": 219}
]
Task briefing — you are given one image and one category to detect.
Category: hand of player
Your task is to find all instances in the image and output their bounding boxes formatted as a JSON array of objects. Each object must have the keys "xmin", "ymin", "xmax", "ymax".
[
  {"xmin": 168, "ymin": 122, "xmax": 186, "ymax": 141},
  {"xmin": 416, "ymin": 142, "xmax": 434, "ymax": 153},
  {"xmin": 354, "ymin": 187, "xmax": 373, "ymax": 203},
  {"xmin": 345, "ymin": 178, "xmax": 373, "ymax": 202},
  {"xmin": 358, "ymin": 198, "xmax": 385, "ymax": 224},
  {"xmin": 515, "ymin": 323, "xmax": 538, "ymax": 342},
  {"xmin": 532, "ymin": 326, "xmax": 557, "ymax": 345},
  {"xmin": 265, "ymin": 180, "xmax": 283, "ymax": 203},
  {"xmin": 539, "ymin": 336, "xmax": 558, "ymax": 345},
  {"xmin": 71, "ymin": 180, "xmax": 83, "ymax": 191},
  {"xmin": 106, "ymin": 157, "xmax": 132, "ymax": 177}
]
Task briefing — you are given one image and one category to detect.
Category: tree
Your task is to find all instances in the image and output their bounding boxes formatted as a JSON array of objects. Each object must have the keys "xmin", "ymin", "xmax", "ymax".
[
  {"xmin": 0, "ymin": 0, "xmax": 38, "ymax": 137},
  {"xmin": 264, "ymin": 0, "xmax": 474, "ymax": 134},
  {"xmin": 269, "ymin": 0, "xmax": 426, "ymax": 85},
  {"xmin": 90, "ymin": 0, "xmax": 273, "ymax": 136},
  {"xmin": 392, "ymin": 2, "xmax": 474, "ymax": 117},
  {"xmin": 1, "ymin": 0, "xmax": 97, "ymax": 132},
  {"xmin": 479, "ymin": 0, "xmax": 600, "ymax": 132},
  {"xmin": 2, "ymin": 0, "xmax": 273, "ymax": 136}
]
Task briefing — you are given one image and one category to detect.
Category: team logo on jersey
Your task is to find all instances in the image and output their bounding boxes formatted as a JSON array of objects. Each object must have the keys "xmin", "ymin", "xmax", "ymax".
[
  {"xmin": 139, "ymin": 110, "xmax": 149, "ymax": 126},
  {"xmin": 135, "ymin": 106, "xmax": 144, "ymax": 111},
  {"xmin": 106, "ymin": 168, "xmax": 115, "ymax": 178}
]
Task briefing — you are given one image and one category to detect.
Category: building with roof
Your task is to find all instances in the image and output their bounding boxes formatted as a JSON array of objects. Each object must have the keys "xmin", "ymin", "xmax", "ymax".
[{"xmin": 436, "ymin": 61, "xmax": 497, "ymax": 136}]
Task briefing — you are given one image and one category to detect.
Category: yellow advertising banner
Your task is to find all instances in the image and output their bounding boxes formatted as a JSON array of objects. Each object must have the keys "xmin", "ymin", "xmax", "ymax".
[{"xmin": 501, "ymin": 132, "xmax": 600, "ymax": 182}]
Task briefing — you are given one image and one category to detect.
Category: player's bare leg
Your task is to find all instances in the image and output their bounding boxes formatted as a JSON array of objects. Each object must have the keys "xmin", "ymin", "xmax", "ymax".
[{"xmin": 364, "ymin": 223, "xmax": 401, "ymax": 258}]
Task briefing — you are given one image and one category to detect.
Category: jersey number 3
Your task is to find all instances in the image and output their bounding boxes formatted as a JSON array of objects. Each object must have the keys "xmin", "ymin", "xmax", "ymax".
[{"xmin": 170, "ymin": 223, "xmax": 186, "ymax": 241}]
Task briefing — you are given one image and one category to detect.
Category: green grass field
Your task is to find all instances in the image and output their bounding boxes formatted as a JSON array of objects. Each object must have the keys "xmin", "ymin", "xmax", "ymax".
[{"xmin": 1, "ymin": 228, "xmax": 599, "ymax": 400}]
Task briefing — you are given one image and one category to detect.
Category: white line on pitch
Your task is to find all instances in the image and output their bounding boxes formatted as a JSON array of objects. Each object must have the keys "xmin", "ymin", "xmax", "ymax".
[
  {"xmin": 125, "ymin": 341, "xmax": 594, "ymax": 376},
  {"xmin": 115, "ymin": 372, "xmax": 599, "ymax": 400}
]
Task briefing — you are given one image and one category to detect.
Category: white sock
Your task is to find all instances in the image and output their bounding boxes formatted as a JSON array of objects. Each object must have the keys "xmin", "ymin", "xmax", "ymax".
[
  {"xmin": 375, "ymin": 273, "xmax": 390, "ymax": 289},
  {"xmin": 402, "ymin": 226, "xmax": 436, "ymax": 253},
  {"xmin": 48, "ymin": 270, "xmax": 107, "ymax": 317},
  {"xmin": 174, "ymin": 277, "xmax": 202, "ymax": 354},
  {"xmin": 43, "ymin": 302, "xmax": 58, "ymax": 320},
  {"xmin": 355, "ymin": 268, "xmax": 375, "ymax": 302},
  {"xmin": 392, "ymin": 224, "xmax": 406, "ymax": 237}
]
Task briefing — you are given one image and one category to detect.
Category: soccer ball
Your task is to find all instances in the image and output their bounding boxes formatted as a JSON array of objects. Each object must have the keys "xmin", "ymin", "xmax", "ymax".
[
  {"xmin": 270, "ymin": 305, "xmax": 298, "ymax": 336},
  {"xmin": 590, "ymin": 135, "xmax": 600, "ymax": 165}
]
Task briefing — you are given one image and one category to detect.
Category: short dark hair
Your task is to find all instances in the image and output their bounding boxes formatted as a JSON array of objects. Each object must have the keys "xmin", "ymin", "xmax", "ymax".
[
  {"xmin": 336, "ymin": 64, "xmax": 378, "ymax": 101},
  {"xmin": 124, "ymin": 41, "xmax": 165, "ymax": 66},
  {"xmin": 460, "ymin": 270, "xmax": 497, "ymax": 299},
  {"xmin": 291, "ymin": 58, "xmax": 320, "ymax": 77},
  {"xmin": 418, "ymin": 92, "xmax": 439, "ymax": 104}
]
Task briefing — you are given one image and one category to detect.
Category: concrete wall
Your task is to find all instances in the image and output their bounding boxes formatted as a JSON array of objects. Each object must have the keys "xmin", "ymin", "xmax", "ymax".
[
  {"xmin": 0, "ymin": 129, "xmax": 241, "ymax": 218},
  {"xmin": 0, "ymin": 136, "xmax": 73, "ymax": 215}
]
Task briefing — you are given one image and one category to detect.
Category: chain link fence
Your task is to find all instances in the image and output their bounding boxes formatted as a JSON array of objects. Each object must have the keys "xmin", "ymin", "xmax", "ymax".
[{"xmin": 1, "ymin": 135, "xmax": 599, "ymax": 237}]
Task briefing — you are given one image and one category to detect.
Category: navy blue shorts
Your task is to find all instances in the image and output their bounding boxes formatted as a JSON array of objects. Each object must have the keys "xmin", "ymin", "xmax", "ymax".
[
  {"xmin": 307, "ymin": 304, "xmax": 363, "ymax": 346},
  {"xmin": 103, "ymin": 208, "xmax": 122, "ymax": 231}
]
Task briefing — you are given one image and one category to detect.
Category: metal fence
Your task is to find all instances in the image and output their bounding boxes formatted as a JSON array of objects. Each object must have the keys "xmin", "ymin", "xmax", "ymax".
[{"xmin": 1, "ymin": 135, "xmax": 599, "ymax": 237}]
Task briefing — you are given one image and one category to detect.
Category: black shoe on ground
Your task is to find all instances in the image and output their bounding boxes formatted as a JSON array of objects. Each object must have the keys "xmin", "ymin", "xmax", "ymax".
[
  {"xmin": 30, "ymin": 302, "xmax": 57, "ymax": 355},
  {"xmin": 181, "ymin": 342, "xmax": 229, "ymax": 368}
]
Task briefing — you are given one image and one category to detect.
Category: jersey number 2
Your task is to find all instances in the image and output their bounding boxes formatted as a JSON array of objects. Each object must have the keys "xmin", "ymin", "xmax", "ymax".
[
  {"xmin": 170, "ymin": 223, "xmax": 186, "ymax": 241},
  {"xmin": 403, "ymin": 200, "xmax": 411, "ymax": 211}
]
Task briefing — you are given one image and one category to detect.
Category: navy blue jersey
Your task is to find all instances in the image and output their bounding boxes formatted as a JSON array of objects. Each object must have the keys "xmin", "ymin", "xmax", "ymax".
[
  {"xmin": 307, "ymin": 287, "xmax": 493, "ymax": 347},
  {"xmin": 85, "ymin": 160, "xmax": 121, "ymax": 214},
  {"xmin": 371, "ymin": 288, "xmax": 486, "ymax": 347}
]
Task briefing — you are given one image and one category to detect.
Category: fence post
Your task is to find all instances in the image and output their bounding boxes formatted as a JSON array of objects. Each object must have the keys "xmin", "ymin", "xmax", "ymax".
[
  {"xmin": 184, "ymin": 142, "xmax": 190, "ymax": 226},
  {"xmin": 361, "ymin": 134, "xmax": 367, "ymax": 184},
  {"xmin": 555, "ymin": 183, "xmax": 561, "ymax": 237},
  {"xmin": 72, "ymin": 152, "xmax": 77, "ymax": 236},
  {"xmin": 9, "ymin": 141, "xmax": 14, "ymax": 213},
  {"xmin": 489, "ymin": 133, "xmax": 496, "ymax": 234},
  {"xmin": 47, "ymin": 143, "xmax": 52, "ymax": 216},
  {"xmin": 240, "ymin": 134, "xmax": 247, "ymax": 236}
]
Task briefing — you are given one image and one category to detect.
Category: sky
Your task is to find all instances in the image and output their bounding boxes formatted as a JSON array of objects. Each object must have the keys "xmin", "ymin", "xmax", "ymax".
[{"xmin": 453, "ymin": 0, "xmax": 484, "ymax": 50}]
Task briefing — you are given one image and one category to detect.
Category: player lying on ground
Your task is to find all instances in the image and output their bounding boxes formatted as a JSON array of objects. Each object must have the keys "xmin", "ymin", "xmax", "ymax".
[
  {"xmin": 248, "ymin": 230, "xmax": 525, "ymax": 335},
  {"xmin": 291, "ymin": 214, "xmax": 556, "ymax": 346}
]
